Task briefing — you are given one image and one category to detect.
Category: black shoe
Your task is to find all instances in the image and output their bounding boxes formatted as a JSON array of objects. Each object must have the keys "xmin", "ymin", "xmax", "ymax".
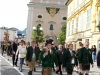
[
  {"xmin": 55, "ymin": 71, "xmax": 58, "ymax": 74},
  {"xmin": 60, "ymin": 71, "xmax": 63, "ymax": 75},
  {"xmin": 85, "ymin": 74, "xmax": 89, "ymax": 75},
  {"xmin": 15, "ymin": 64, "xmax": 17, "ymax": 67},
  {"xmin": 34, "ymin": 68, "xmax": 36, "ymax": 72},
  {"xmin": 79, "ymin": 72, "xmax": 83, "ymax": 75}
]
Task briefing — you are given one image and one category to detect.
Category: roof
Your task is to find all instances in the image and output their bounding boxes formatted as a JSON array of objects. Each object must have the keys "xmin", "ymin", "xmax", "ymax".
[{"xmin": 0, "ymin": 27, "xmax": 18, "ymax": 31}]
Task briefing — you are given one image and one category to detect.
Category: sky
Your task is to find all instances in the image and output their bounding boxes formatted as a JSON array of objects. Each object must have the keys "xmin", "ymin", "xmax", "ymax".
[{"xmin": 0, "ymin": 0, "xmax": 29, "ymax": 30}]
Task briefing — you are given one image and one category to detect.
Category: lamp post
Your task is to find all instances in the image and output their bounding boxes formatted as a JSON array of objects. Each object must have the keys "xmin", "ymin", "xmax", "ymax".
[{"xmin": 97, "ymin": 21, "xmax": 100, "ymax": 32}]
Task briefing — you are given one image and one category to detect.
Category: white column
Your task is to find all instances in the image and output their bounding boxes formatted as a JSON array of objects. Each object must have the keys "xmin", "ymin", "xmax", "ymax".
[
  {"xmin": 26, "ymin": 6, "xmax": 34, "ymax": 42},
  {"xmin": 30, "ymin": 0, "xmax": 33, "ymax": 2}
]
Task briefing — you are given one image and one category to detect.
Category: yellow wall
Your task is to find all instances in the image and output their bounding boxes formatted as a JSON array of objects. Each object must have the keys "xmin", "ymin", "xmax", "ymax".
[{"xmin": 66, "ymin": 0, "xmax": 100, "ymax": 51}]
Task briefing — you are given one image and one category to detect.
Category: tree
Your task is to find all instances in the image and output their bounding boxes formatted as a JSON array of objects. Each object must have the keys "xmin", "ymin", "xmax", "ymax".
[
  {"xmin": 31, "ymin": 24, "xmax": 44, "ymax": 44},
  {"xmin": 58, "ymin": 24, "xmax": 66, "ymax": 45}
]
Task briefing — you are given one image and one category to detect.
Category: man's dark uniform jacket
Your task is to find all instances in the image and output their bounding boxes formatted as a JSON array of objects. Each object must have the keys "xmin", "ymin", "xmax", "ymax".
[
  {"xmin": 62, "ymin": 49, "xmax": 78, "ymax": 68},
  {"xmin": 97, "ymin": 50, "xmax": 100, "ymax": 67},
  {"xmin": 26, "ymin": 46, "xmax": 40, "ymax": 62},
  {"xmin": 78, "ymin": 47, "xmax": 93, "ymax": 65}
]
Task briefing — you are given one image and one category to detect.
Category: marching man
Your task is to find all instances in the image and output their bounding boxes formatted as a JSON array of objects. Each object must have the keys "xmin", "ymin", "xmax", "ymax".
[{"xmin": 40, "ymin": 40, "xmax": 59, "ymax": 75}]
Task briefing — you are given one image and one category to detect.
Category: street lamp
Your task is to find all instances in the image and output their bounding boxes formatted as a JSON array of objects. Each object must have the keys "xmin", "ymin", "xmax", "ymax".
[
  {"xmin": 33, "ymin": 26, "xmax": 43, "ymax": 30},
  {"xmin": 97, "ymin": 21, "xmax": 100, "ymax": 32}
]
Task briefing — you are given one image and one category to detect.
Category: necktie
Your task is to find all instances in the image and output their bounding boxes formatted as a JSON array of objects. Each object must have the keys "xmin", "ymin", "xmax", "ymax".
[{"xmin": 48, "ymin": 50, "xmax": 50, "ymax": 54}]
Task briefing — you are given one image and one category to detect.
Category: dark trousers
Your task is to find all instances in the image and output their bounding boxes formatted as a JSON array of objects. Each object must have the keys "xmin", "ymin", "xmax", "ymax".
[
  {"xmin": 19, "ymin": 58, "xmax": 24, "ymax": 71},
  {"xmin": 66, "ymin": 68, "xmax": 73, "ymax": 75},
  {"xmin": 2, "ymin": 50, "xmax": 4, "ymax": 56},
  {"xmin": 12, "ymin": 54, "xmax": 18, "ymax": 66},
  {"xmin": 56, "ymin": 62, "xmax": 62, "ymax": 74},
  {"xmin": 66, "ymin": 64, "xmax": 75, "ymax": 75}
]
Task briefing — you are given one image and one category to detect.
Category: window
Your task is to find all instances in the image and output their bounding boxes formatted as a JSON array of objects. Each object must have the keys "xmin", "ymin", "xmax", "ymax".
[
  {"xmin": 77, "ymin": 0, "xmax": 79, "ymax": 6},
  {"xmin": 50, "ymin": 24, "xmax": 53, "ymax": 30},
  {"xmin": 76, "ymin": 17, "xmax": 78, "ymax": 33},
  {"xmin": 38, "ymin": 15, "xmax": 42, "ymax": 18},
  {"xmin": 80, "ymin": 12, "xmax": 84, "ymax": 31},
  {"xmin": 67, "ymin": 23, "xmax": 70, "ymax": 35},
  {"xmin": 58, "ymin": 1, "xmax": 60, "ymax": 4},
  {"xmin": 99, "ymin": 10, "xmax": 100, "ymax": 21},
  {"xmin": 46, "ymin": 0, "xmax": 49, "ymax": 3},
  {"xmin": 72, "ymin": 20, "xmax": 74, "ymax": 34},
  {"xmin": 86, "ymin": 8, "xmax": 91, "ymax": 29},
  {"xmin": 85, "ymin": 39, "xmax": 89, "ymax": 42},
  {"xmin": 38, "ymin": 24, "xmax": 41, "ymax": 27},
  {"xmin": 40, "ymin": 0, "xmax": 43, "ymax": 3}
]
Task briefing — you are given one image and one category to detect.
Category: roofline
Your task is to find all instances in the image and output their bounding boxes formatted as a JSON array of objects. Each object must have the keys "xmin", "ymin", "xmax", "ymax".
[
  {"xmin": 0, "ymin": 28, "xmax": 18, "ymax": 31},
  {"xmin": 27, "ymin": 2, "xmax": 66, "ymax": 8},
  {"xmin": 65, "ymin": 0, "xmax": 73, "ymax": 6}
]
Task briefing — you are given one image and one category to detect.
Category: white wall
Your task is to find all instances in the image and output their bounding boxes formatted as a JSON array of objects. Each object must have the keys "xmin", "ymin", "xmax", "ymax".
[{"xmin": 0, "ymin": 29, "xmax": 18, "ymax": 42}]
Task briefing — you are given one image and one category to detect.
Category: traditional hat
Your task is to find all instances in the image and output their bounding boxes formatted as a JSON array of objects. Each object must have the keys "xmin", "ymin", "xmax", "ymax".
[{"xmin": 45, "ymin": 40, "xmax": 52, "ymax": 46}]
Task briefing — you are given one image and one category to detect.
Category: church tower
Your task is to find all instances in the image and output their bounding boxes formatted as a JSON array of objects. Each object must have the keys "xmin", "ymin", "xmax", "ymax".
[{"xmin": 26, "ymin": 0, "xmax": 67, "ymax": 43}]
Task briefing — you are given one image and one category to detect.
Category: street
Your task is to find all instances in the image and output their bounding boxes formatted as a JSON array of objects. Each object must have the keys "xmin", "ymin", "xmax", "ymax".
[{"xmin": 0, "ymin": 52, "xmax": 100, "ymax": 75}]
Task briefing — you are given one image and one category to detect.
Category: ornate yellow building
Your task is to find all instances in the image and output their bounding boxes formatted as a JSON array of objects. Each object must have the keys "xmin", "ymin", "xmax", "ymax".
[{"xmin": 66, "ymin": 0, "xmax": 100, "ymax": 50}]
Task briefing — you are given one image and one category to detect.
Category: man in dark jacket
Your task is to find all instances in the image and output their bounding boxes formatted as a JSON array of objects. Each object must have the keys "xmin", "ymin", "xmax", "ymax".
[
  {"xmin": 78, "ymin": 41, "xmax": 93, "ymax": 75},
  {"xmin": 12, "ymin": 39, "xmax": 19, "ymax": 66},
  {"xmin": 63, "ymin": 43, "xmax": 69, "ymax": 51},
  {"xmin": 26, "ymin": 41, "xmax": 40, "ymax": 75},
  {"xmin": 97, "ymin": 50, "xmax": 100, "ymax": 68},
  {"xmin": 62, "ymin": 43, "xmax": 78, "ymax": 75},
  {"xmin": 56, "ymin": 45, "xmax": 64, "ymax": 75}
]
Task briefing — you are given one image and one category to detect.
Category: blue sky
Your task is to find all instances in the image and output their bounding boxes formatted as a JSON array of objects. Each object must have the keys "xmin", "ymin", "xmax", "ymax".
[{"xmin": 0, "ymin": 0, "xmax": 29, "ymax": 30}]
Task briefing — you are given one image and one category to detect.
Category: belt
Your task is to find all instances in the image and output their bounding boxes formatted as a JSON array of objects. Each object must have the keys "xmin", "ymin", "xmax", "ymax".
[
  {"xmin": 43, "ymin": 67, "xmax": 52, "ymax": 70},
  {"xmin": 19, "ymin": 53, "xmax": 26, "ymax": 54},
  {"xmin": 83, "ymin": 63, "xmax": 90, "ymax": 65}
]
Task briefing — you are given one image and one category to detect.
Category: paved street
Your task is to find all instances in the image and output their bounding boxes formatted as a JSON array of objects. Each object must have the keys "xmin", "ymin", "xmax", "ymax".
[{"xmin": 0, "ymin": 51, "xmax": 100, "ymax": 75}]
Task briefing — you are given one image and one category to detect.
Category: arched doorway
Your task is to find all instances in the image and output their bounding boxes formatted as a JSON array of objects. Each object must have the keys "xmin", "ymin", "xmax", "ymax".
[{"xmin": 45, "ymin": 39, "xmax": 53, "ymax": 46}]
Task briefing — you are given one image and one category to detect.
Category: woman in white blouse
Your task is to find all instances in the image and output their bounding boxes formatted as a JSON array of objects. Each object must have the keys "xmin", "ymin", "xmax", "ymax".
[{"xmin": 16, "ymin": 40, "xmax": 27, "ymax": 72}]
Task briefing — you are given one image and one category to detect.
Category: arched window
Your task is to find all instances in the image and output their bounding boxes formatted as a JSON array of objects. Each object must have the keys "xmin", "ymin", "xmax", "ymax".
[
  {"xmin": 38, "ymin": 24, "xmax": 41, "ymax": 27},
  {"xmin": 50, "ymin": 24, "xmax": 53, "ymax": 30}
]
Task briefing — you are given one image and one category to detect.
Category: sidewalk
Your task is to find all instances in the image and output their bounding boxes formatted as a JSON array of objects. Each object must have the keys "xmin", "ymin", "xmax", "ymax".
[{"xmin": 0, "ymin": 55, "xmax": 23, "ymax": 75}]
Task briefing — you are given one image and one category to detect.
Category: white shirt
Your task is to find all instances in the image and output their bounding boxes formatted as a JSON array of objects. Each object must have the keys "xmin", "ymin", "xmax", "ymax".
[
  {"xmin": 16, "ymin": 45, "xmax": 27, "ymax": 58},
  {"xmin": 69, "ymin": 50, "xmax": 72, "ymax": 54},
  {"xmin": 69, "ymin": 50, "xmax": 75, "ymax": 64}
]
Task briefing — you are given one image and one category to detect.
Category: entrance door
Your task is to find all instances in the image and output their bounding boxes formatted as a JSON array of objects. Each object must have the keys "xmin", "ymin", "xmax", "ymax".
[{"xmin": 45, "ymin": 39, "xmax": 53, "ymax": 46}]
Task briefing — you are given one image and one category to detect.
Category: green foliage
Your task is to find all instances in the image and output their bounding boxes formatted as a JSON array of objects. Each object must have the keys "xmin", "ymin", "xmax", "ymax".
[
  {"xmin": 58, "ymin": 24, "xmax": 66, "ymax": 45},
  {"xmin": 31, "ymin": 24, "xmax": 44, "ymax": 43}
]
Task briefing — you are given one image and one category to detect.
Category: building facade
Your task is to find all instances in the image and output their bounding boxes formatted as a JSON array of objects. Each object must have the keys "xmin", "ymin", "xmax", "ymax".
[
  {"xmin": 66, "ymin": 0, "xmax": 100, "ymax": 50},
  {"xmin": 26, "ymin": 0, "xmax": 67, "ymax": 44},
  {"xmin": 0, "ymin": 27, "xmax": 18, "ymax": 42}
]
